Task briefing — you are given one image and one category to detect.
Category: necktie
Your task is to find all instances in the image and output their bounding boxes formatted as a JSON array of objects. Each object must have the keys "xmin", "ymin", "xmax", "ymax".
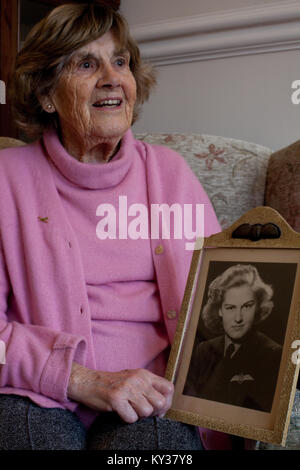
[{"xmin": 225, "ymin": 343, "xmax": 235, "ymax": 359}]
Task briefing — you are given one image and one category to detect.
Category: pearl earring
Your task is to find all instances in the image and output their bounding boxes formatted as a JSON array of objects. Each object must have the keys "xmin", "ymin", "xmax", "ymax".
[{"xmin": 46, "ymin": 104, "xmax": 53, "ymax": 110}]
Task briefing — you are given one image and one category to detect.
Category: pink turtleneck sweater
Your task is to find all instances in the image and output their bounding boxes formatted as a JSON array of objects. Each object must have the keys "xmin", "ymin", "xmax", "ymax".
[
  {"xmin": 47, "ymin": 131, "xmax": 169, "ymax": 376},
  {"xmin": 0, "ymin": 128, "xmax": 220, "ymax": 431}
]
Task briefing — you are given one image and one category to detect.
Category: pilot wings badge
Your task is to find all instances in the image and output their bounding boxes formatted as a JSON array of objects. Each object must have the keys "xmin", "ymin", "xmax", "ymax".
[{"xmin": 230, "ymin": 373, "xmax": 255, "ymax": 385}]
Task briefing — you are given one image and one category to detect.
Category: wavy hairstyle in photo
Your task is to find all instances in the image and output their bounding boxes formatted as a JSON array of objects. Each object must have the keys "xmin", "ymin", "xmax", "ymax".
[{"xmin": 202, "ymin": 264, "xmax": 274, "ymax": 335}]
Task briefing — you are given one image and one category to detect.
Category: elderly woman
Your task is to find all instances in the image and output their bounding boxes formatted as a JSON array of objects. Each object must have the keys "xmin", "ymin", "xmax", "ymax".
[
  {"xmin": 0, "ymin": 4, "xmax": 220, "ymax": 450},
  {"xmin": 184, "ymin": 264, "xmax": 282, "ymax": 412}
]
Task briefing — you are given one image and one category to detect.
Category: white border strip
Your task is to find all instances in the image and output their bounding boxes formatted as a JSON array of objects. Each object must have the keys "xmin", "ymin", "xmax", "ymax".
[{"xmin": 130, "ymin": 2, "xmax": 300, "ymax": 65}]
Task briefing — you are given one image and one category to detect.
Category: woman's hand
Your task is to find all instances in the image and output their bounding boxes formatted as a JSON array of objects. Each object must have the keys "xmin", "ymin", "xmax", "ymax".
[{"xmin": 67, "ymin": 362, "xmax": 174, "ymax": 423}]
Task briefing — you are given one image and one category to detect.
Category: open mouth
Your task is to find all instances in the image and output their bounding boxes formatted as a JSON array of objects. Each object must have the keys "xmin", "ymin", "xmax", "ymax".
[{"xmin": 93, "ymin": 99, "xmax": 122, "ymax": 108}]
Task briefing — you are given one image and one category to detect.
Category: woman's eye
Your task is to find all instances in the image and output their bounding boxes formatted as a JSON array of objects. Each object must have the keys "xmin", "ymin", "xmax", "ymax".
[
  {"xmin": 244, "ymin": 301, "xmax": 255, "ymax": 308},
  {"xmin": 79, "ymin": 60, "xmax": 94, "ymax": 70},
  {"xmin": 115, "ymin": 57, "xmax": 126, "ymax": 67}
]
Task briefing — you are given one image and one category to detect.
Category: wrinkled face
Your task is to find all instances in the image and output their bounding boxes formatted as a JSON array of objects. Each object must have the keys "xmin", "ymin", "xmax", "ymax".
[
  {"xmin": 219, "ymin": 284, "xmax": 257, "ymax": 342},
  {"xmin": 49, "ymin": 30, "xmax": 137, "ymax": 146}
]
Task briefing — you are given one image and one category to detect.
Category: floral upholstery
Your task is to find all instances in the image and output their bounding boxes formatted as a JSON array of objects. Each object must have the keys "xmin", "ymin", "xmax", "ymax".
[
  {"xmin": 136, "ymin": 132, "xmax": 300, "ymax": 450},
  {"xmin": 135, "ymin": 133, "xmax": 272, "ymax": 230}
]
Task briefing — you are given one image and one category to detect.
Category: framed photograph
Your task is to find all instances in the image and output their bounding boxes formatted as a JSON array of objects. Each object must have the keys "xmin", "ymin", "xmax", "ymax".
[{"xmin": 165, "ymin": 207, "xmax": 300, "ymax": 446}]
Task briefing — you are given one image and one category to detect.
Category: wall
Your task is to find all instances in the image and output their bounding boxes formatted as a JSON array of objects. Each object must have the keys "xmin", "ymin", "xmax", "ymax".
[
  {"xmin": 121, "ymin": 0, "xmax": 300, "ymax": 151},
  {"xmin": 121, "ymin": 0, "xmax": 279, "ymax": 24}
]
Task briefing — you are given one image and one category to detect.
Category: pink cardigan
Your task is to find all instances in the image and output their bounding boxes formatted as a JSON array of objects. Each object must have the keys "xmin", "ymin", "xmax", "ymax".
[{"xmin": 0, "ymin": 129, "xmax": 228, "ymax": 445}]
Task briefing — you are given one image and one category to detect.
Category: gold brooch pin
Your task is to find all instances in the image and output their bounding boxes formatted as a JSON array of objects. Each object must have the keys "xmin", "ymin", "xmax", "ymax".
[{"xmin": 38, "ymin": 216, "xmax": 49, "ymax": 223}]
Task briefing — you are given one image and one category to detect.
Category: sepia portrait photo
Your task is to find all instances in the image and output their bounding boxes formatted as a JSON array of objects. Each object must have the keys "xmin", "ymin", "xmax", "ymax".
[
  {"xmin": 166, "ymin": 245, "xmax": 300, "ymax": 445},
  {"xmin": 183, "ymin": 261, "xmax": 296, "ymax": 412}
]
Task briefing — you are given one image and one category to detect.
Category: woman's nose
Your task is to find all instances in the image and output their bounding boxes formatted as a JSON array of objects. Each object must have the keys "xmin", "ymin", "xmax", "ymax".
[
  {"xmin": 96, "ymin": 63, "xmax": 120, "ymax": 88},
  {"xmin": 234, "ymin": 309, "xmax": 243, "ymax": 322}
]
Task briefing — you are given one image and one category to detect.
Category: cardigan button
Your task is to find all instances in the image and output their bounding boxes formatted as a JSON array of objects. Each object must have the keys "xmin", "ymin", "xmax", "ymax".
[
  {"xmin": 166, "ymin": 310, "xmax": 177, "ymax": 320},
  {"xmin": 155, "ymin": 244, "xmax": 164, "ymax": 255}
]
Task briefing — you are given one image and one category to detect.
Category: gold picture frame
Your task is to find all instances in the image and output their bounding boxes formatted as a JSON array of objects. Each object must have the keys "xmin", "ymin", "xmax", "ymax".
[{"xmin": 165, "ymin": 206, "xmax": 300, "ymax": 446}]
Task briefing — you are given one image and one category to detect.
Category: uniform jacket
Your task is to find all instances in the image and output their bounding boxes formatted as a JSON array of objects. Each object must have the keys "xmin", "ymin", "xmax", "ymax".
[{"xmin": 184, "ymin": 331, "xmax": 282, "ymax": 412}]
